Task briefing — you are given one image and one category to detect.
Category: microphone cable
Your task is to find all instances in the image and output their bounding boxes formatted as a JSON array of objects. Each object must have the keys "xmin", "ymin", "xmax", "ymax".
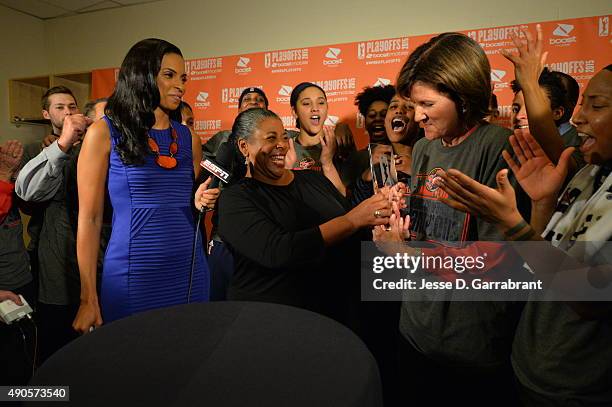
[{"xmin": 188, "ymin": 208, "xmax": 205, "ymax": 303}]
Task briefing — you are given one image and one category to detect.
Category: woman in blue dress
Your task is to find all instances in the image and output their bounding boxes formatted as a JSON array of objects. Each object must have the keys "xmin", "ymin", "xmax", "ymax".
[{"xmin": 73, "ymin": 39, "xmax": 209, "ymax": 333}]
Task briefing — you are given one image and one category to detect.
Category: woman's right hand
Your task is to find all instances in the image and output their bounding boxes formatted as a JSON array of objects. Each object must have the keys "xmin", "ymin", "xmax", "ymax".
[
  {"xmin": 503, "ymin": 128, "xmax": 573, "ymax": 202},
  {"xmin": 346, "ymin": 192, "xmax": 391, "ymax": 228},
  {"xmin": 73, "ymin": 300, "xmax": 103, "ymax": 334}
]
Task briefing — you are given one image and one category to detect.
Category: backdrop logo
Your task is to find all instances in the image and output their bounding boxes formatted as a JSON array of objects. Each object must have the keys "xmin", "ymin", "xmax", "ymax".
[
  {"xmin": 276, "ymin": 85, "xmax": 293, "ymax": 103},
  {"xmin": 374, "ymin": 78, "xmax": 391, "ymax": 87},
  {"xmin": 221, "ymin": 86, "xmax": 263, "ymax": 105},
  {"xmin": 490, "ymin": 69, "xmax": 506, "ymax": 82},
  {"xmin": 264, "ymin": 49, "xmax": 309, "ymax": 71},
  {"xmin": 356, "ymin": 114, "xmax": 364, "ymax": 129},
  {"xmin": 357, "ymin": 38, "xmax": 409, "ymax": 61},
  {"xmin": 550, "ymin": 24, "xmax": 577, "ymax": 46},
  {"xmin": 357, "ymin": 43, "xmax": 366, "ymax": 59},
  {"xmin": 546, "ymin": 59, "xmax": 596, "ymax": 75},
  {"xmin": 323, "ymin": 47, "xmax": 343, "ymax": 67},
  {"xmin": 491, "ymin": 69, "xmax": 509, "ymax": 90},
  {"xmin": 599, "ymin": 16, "xmax": 609, "ymax": 37},
  {"xmin": 553, "ymin": 23, "xmax": 574, "ymax": 36},
  {"xmin": 325, "ymin": 115, "xmax": 339, "ymax": 126},
  {"xmin": 235, "ymin": 56, "xmax": 252, "ymax": 74},
  {"xmin": 194, "ymin": 91, "xmax": 211, "ymax": 109},
  {"xmin": 280, "ymin": 115, "xmax": 295, "ymax": 129},
  {"xmin": 473, "ymin": 26, "xmax": 523, "ymax": 42},
  {"xmin": 189, "ymin": 58, "xmax": 223, "ymax": 76},
  {"xmin": 194, "ymin": 119, "xmax": 222, "ymax": 132},
  {"xmin": 237, "ymin": 56, "xmax": 250, "ymax": 68}
]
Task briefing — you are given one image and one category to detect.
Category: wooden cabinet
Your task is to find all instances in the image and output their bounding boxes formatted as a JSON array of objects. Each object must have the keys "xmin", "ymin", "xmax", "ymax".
[
  {"xmin": 8, "ymin": 76, "xmax": 50, "ymax": 124},
  {"xmin": 9, "ymin": 71, "xmax": 91, "ymax": 125}
]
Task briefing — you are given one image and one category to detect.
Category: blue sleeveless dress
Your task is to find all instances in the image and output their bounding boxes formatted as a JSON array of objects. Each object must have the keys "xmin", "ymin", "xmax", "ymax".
[{"xmin": 101, "ymin": 117, "xmax": 209, "ymax": 322}]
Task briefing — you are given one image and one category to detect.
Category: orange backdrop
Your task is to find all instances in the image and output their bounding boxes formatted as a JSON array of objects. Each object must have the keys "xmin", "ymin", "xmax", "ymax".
[{"xmin": 92, "ymin": 15, "xmax": 611, "ymax": 149}]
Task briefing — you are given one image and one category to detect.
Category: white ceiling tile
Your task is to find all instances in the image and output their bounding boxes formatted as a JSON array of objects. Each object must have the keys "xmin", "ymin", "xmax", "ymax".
[
  {"xmin": 114, "ymin": 0, "xmax": 160, "ymax": 5},
  {"xmin": 77, "ymin": 0, "xmax": 120, "ymax": 12},
  {"xmin": 0, "ymin": 0, "xmax": 162, "ymax": 18},
  {"xmin": 44, "ymin": 0, "xmax": 101, "ymax": 11},
  {"xmin": 0, "ymin": 0, "xmax": 71, "ymax": 18}
]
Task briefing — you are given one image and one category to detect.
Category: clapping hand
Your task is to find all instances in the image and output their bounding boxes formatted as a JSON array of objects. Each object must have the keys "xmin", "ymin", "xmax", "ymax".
[
  {"xmin": 503, "ymin": 128, "xmax": 573, "ymax": 202},
  {"xmin": 0, "ymin": 140, "xmax": 24, "ymax": 181}
]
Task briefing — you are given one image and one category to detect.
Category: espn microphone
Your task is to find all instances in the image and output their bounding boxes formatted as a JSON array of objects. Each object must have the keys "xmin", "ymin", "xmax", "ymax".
[{"xmin": 200, "ymin": 159, "xmax": 230, "ymax": 188}]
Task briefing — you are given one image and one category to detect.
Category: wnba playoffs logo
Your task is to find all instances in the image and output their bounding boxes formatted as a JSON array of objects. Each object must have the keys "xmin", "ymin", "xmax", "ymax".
[
  {"xmin": 357, "ymin": 43, "xmax": 366, "ymax": 60},
  {"xmin": 425, "ymin": 168, "xmax": 443, "ymax": 192},
  {"xmin": 264, "ymin": 53, "xmax": 271, "ymax": 68}
]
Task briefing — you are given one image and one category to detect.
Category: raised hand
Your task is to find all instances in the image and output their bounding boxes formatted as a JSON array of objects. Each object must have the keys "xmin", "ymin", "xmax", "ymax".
[
  {"xmin": 58, "ymin": 114, "xmax": 93, "ymax": 152},
  {"xmin": 334, "ymin": 122, "xmax": 356, "ymax": 161},
  {"xmin": 284, "ymin": 138, "xmax": 297, "ymax": 169},
  {"xmin": 320, "ymin": 125, "xmax": 337, "ymax": 166},
  {"xmin": 501, "ymin": 24, "xmax": 548, "ymax": 88},
  {"xmin": 0, "ymin": 140, "xmax": 24, "ymax": 181},
  {"xmin": 502, "ymin": 128, "xmax": 573, "ymax": 202}
]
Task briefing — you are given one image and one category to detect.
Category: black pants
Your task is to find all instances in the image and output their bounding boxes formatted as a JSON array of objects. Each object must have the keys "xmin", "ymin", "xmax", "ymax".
[
  {"xmin": 0, "ymin": 281, "xmax": 37, "ymax": 385},
  {"xmin": 35, "ymin": 302, "xmax": 79, "ymax": 365},
  {"xmin": 397, "ymin": 333, "xmax": 519, "ymax": 406}
]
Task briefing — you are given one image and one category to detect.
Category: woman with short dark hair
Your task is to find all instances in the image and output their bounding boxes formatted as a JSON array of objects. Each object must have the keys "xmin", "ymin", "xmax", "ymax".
[{"xmin": 379, "ymin": 32, "xmax": 529, "ymax": 405}]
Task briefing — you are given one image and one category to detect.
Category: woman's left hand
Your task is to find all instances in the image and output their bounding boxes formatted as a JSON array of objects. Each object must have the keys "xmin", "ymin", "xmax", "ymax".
[
  {"xmin": 194, "ymin": 177, "xmax": 221, "ymax": 211},
  {"xmin": 501, "ymin": 24, "xmax": 547, "ymax": 88},
  {"xmin": 320, "ymin": 125, "xmax": 337, "ymax": 166},
  {"xmin": 435, "ymin": 168, "xmax": 523, "ymax": 229}
]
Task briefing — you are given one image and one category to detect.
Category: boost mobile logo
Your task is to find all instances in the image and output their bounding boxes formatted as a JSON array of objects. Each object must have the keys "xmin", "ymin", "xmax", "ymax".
[
  {"xmin": 323, "ymin": 48, "xmax": 343, "ymax": 66},
  {"xmin": 325, "ymin": 115, "xmax": 339, "ymax": 126},
  {"xmin": 553, "ymin": 23, "xmax": 574, "ymax": 36},
  {"xmin": 550, "ymin": 24, "xmax": 577, "ymax": 46},
  {"xmin": 195, "ymin": 91, "xmax": 211, "ymax": 109},
  {"xmin": 236, "ymin": 57, "xmax": 250, "ymax": 68},
  {"xmin": 374, "ymin": 78, "xmax": 391, "ymax": 87},
  {"xmin": 490, "ymin": 69, "xmax": 506, "ymax": 82},
  {"xmin": 235, "ymin": 56, "xmax": 252, "ymax": 74},
  {"xmin": 276, "ymin": 85, "xmax": 293, "ymax": 103},
  {"xmin": 491, "ymin": 69, "xmax": 509, "ymax": 90}
]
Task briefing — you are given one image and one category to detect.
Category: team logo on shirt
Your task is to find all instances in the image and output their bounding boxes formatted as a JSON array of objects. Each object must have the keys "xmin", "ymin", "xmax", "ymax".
[
  {"xmin": 298, "ymin": 157, "xmax": 316, "ymax": 170},
  {"xmin": 425, "ymin": 168, "xmax": 443, "ymax": 193}
]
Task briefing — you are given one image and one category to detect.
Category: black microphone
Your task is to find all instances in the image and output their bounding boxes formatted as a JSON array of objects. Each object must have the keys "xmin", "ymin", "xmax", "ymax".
[
  {"xmin": 205, "ymin": 141, "xmax": 236, "ymax": 189},
  {"xmin": 200, "ymin": 158, "xmax": 230, "ymax": 190}
]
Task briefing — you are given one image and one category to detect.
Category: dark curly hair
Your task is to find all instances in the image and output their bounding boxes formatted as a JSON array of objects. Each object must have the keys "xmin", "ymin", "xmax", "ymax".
[
  {"xmin": 106, "ymin": 38, "xmax": 182, "ymax": 165},
  {"xmin": 354, "ymin": 85, "xmax": 395, "ymax": 117}
]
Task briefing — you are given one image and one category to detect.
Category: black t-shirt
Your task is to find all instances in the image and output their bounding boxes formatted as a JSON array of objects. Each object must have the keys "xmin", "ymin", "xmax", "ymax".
[{"xmin": 218, "ymin": 170, "xmax": 358, "ymax": 321}]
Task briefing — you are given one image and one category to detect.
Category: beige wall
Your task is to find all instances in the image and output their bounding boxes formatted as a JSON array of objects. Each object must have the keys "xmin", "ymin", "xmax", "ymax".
[
  {"xmin": 1, "ymin": 0, "xmax": 610, "ymax": 143},
  {"xmin": 43, "ymin": 0, "xmax": 611, "ymax": 72},
  {"xmin": 0, "ymin": 7, "xmax": 49, "ymax": 144}
]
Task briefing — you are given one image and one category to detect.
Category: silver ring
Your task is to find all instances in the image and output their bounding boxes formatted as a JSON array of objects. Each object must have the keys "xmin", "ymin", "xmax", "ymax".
[
  {"xmin": 374, "ymin": 209, "xmax": 382, "ymax": 218},
  {"xmin": 88, "ymin": 326, "xmax": 95, "ymax": 333}
]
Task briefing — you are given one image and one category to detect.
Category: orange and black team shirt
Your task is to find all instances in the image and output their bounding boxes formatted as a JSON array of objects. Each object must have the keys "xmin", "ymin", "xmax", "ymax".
[
  {"xmin": 409, "ymin": 167, "xmax": 471, "ymax": 245},
  {"xmin": 405, "ymin": 124, "xmax": 533, "ymax": 280}
]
